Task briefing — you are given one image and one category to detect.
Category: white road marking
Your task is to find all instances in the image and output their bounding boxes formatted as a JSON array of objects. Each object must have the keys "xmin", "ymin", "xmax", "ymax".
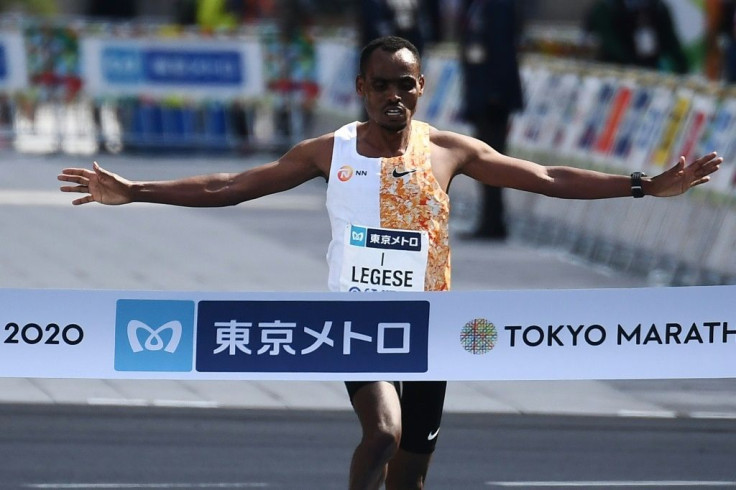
[
  {"xmin": 0, "ymin": 190, "xmax": 323, "ymax": 210},
  {"xmin": 25, "ymin": 483, "xmax": 269, "ymax": 489},
  {"xmin": 690, "ymin": 411, "xmax": 736, "ymax": 420},
  {"xmin": 86, "ymin": 398, "xmax": 220, "ymax": 409},
  {"xmin": 151, "ymin": 399, "xmax": 220, "ymax": 409},
  {"xmin": 0, "ymin": 190, "xmax": 73, "ymax": 206},
  {"xmin": 486, "ymin": 482, "xmax": 736, "ymax": 487},
  {"xmin": 616, "ymin": 409, "xmax": 677, "ymax": 418},
  {"xmin": 86, "ymin": 398, "xmax": 149, "ymax": 407}
]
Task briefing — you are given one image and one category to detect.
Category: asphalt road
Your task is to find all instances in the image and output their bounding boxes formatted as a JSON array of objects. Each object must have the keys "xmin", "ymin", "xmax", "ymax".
[{"xmin": 0, "ymin": 404, "xmax": 734, "ymax": 489}]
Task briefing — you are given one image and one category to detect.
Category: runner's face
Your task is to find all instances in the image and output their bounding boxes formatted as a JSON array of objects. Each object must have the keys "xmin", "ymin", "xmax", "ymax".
[{"xmin": 357, "ymin": 48, "xmax": 424, "ymax": 131}]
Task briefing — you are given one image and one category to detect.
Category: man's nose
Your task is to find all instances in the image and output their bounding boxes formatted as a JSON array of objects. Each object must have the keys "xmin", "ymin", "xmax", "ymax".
[{"xmin": 386, "ymin": 85, "xmax": 401, "ymax": 102}]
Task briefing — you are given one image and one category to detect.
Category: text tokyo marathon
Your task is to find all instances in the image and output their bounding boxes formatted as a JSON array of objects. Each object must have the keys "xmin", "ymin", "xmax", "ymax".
[{"xmin": 503, "ymin": 321, "xmax": 734, "ymax": 347}]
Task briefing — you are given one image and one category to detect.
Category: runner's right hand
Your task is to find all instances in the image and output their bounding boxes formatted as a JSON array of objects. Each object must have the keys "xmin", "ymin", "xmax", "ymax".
[{"xmin": 58, "ymin": 161, "xmax": 132, "ymax": 206}]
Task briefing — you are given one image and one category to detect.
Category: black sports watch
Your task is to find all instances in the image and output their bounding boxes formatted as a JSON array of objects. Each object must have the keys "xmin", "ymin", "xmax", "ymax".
[{"xmin": 630, "ymin": 172, "xmax": 647, "ymax": 198}]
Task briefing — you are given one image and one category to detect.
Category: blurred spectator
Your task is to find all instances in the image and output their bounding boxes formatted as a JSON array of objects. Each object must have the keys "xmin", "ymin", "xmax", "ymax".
[
  {"xmin": 0, "ymin": 0, "xmax": 56, "ymax": 16},
  {"xmin": 86, "ymin": 0, "xmax": 138, "ymax": 18},
  {"xmin": 584, "ymin": 0, "xmax": 689, "ymax": 74},
  {"xmin": 196, "ymin": 0, "xmax": 242, "ymax": 31},
  {"xmin": 175, "ymin": 0, "xmax": 275, "ymax": 28},
  {"xmin": 359, "ymin": 0, "xmax": 442, "ymax": 56},
  {"xmin": 174, "ymin": 0, "xmax": 199, "ymax": 25},
  {"xmin": 25, "ymin": 23, "xmax": 82, "ymax": 102},
  {"xmin": 243, "ymin": 0, "xmax": 277, "ymax": 23},
  {"xmin": 263, "ymin": 0, "xmax": 318, "ymax": 143},
  {"xmin": 458, "ymin": 0, "xmax": 525, "ymax": 239},
  {"xmin": 704, "ymin": 0, "xmax": 736, "ymax": 82}
]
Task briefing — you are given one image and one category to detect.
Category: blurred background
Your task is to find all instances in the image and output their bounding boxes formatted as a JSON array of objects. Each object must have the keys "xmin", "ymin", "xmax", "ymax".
[{"xmin": 1, "ymin": 0, "xmax": 735, "ymax": 287}]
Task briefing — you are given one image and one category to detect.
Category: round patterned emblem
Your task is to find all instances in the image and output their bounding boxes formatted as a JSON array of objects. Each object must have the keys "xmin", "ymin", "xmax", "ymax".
[
  {"xmin": 460, "ymin": 318, "xmax": 498, "ymax": 355},
  {"xmin": 337, "ymin": 165, "xmax": 353, "ymax": 182}
]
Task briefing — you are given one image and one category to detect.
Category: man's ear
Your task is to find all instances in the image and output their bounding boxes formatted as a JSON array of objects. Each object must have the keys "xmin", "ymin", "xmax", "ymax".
[
  {"xmin": 418, "ymin": 74, "xmax": 425, "ymax": 96},
  {"xmin": 356, "ymin": 75, "xmax": 365, "ymax": 97}
]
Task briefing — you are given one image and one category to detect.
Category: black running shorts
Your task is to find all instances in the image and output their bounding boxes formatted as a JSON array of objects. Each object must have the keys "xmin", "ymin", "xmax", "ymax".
[{"xmin": 345, "ymin": 380, "xmax": 447, "ymax": 454}]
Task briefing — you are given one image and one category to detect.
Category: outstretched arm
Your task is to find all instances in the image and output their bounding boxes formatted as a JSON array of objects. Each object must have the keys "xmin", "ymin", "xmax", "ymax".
[
  {"xmin": 58, "ymin": 136, "xmax": 331, "ymax": 207},
  {"xmin": 441, "ymin": 131, "xmax": 721, "ymax": 199}
]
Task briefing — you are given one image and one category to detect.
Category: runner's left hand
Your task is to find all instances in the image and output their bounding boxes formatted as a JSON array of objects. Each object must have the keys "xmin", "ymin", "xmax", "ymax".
[{"xmin": 648, "ymin": 152, "xmax": 722, "ymax": 197}]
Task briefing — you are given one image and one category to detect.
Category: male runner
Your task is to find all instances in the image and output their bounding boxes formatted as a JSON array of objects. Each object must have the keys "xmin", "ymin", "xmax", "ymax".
[{"xmin": 59, "ymin": 36, "xmax": 721, "ymax": 490}]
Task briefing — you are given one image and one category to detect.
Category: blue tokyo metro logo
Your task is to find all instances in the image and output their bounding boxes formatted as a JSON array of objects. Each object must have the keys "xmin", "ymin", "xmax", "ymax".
[
  {"xmin": 349, "ymin": 225, "xmax": 422, "ymax": 251},
  {"xmin": 196, "ymin": 300, "xmax": 430, "ymax": 373},
  {"xmin": 115, "ymin": 300, "xmax": 195, "ymax": 372}
]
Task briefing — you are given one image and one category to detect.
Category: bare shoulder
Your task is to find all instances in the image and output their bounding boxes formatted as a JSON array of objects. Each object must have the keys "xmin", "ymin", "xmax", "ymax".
[
  {"xmin": 427, "ymin": 125, "xmax": 487, "ymax": 174},
  {"xmin": 298, "ymin": 132, "xmax": 335, "ymax": 151},
  {"xmin": 428, "ymin": 125, "xmax": 470, "ymax": 147},
  {"xmin": 281, "ymin": 132, "xmax": 335, "ymax": 178},
  {"xmin": 289, "ymin": 132, "xmax": 334, "ymax": 159}
]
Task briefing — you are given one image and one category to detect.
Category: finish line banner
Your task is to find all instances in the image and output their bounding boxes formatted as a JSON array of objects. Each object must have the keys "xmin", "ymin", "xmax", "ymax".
[{"xmin": 0, "ymin": 286, "xmax": 734, "ymax": 381}]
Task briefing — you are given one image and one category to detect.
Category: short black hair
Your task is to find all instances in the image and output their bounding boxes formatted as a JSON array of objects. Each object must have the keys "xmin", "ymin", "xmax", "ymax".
[{"xmin": 359, "ymin": 36, "xmax": 421, "ymax": 77}]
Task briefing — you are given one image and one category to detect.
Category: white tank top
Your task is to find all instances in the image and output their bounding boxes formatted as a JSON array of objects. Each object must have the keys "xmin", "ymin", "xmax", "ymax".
[{"xmin": 325, "ymin": 121, "xmax": 451, "ymax": 292}]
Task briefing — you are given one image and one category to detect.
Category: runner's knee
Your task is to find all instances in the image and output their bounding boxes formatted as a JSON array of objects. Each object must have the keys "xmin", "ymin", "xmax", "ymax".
[{"xmin": 361, "ymin": 424, "xmax": 401, "ymax": 463}]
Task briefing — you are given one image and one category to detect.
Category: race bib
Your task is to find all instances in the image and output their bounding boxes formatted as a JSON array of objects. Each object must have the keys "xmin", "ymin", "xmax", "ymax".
[{"xmin": 340, "ymin": 224, "xmax": 428, "ymax": 292}]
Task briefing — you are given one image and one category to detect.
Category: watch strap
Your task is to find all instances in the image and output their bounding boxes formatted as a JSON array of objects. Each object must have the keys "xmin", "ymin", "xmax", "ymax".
[{"xmin": 631, "ymin": 172, "xmax": 646, "ymax": 198}]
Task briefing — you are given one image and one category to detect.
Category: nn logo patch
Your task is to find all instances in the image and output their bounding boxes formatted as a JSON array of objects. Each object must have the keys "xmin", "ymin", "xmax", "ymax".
[{"xmin": 115, "ymin": 300, "xmax": 195, "ymax": 372}]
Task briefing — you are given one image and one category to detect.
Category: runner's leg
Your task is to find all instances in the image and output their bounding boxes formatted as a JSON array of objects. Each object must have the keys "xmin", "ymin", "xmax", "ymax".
[
  {"xmin": 385, "ymin": 381, "xmax": 447, "ymax": 490},
  {"xmin": 348, "ymin": 381, "xmax": 403, "ymax": 490},
  {"xmin": 385, "ymin": 449, "xmax": 433, "ymax": 490}
]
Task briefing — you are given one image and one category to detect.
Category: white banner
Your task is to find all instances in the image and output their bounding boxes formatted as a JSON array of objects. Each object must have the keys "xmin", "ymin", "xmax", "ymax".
[{"xmin": 0, "ymin": 286, "xmax": 734, "ymax": 381}]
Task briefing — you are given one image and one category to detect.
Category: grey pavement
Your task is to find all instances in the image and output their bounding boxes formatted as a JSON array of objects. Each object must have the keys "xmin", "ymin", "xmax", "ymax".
[{"xmin": 1, "ymin": 151, "xmax": 735, "ymax": 419}]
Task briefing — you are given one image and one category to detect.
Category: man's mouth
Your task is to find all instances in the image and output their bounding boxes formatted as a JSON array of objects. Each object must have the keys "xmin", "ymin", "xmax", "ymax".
[{"xmin": 385, "ymin": 106, "xmax": 404, "ymax": 117}]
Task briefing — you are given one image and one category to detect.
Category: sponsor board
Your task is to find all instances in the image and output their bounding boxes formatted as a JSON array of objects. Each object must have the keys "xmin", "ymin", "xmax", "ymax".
[{"xmin": 81, "ymin": 37, "xmax": 264, "ymax": 98}]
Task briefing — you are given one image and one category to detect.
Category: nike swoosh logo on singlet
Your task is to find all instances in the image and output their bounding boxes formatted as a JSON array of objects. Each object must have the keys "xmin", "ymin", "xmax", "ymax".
[
  {"xmin": 427, "ymin": 428, "xmax": 440, "ymax": 441},
  {"xmin": 392, "ymin": 168, "xmax": 417, "ymax": 178}
]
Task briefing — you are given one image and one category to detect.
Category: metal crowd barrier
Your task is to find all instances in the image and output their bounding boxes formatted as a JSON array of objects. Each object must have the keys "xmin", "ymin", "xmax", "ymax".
[
  {"xmin": 504, "ymin": 57, "xmax": 736, "ymax": 286},
  {"xmin": 8, "ymin": 96, "xmax": 311, "ymax": 155}
]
